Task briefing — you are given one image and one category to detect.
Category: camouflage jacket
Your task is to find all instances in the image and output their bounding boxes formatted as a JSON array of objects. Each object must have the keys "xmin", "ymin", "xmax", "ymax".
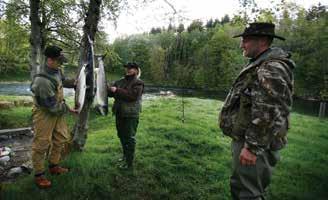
[
  {"xmin": 108, "ymin": 75, "xmax": 144, "ymax": 118},
  {"xmin": 219, "ymin": 47, "xmax": 295, "ymax": 155}
]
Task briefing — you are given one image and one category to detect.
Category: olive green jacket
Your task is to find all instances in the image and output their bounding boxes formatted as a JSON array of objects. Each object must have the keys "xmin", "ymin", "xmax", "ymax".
[{"xmin": 30, "ymin": 66, "xmax": 75, "ymax": 116}]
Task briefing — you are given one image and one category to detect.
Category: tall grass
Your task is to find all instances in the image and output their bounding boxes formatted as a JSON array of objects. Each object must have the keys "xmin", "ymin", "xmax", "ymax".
[{"xmin": 1, "ymin": 96, "xmax": 327, "ymax": 199}]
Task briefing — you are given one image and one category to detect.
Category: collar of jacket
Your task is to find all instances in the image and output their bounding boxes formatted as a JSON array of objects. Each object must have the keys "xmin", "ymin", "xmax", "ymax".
[
  {"xmin": 45, "ymin": 65, "xmax": 60, "ymax": 75},
  {"xmin": 249, "ymin": 48, "xmax": 270, "ymax": 63},
  {"xmin": 124, "ymin": 74, "xmax": 137, "ymax": 81},
  {"xmin": 236, "ymin": 47, "xmax": 295, "ymax": 81}
]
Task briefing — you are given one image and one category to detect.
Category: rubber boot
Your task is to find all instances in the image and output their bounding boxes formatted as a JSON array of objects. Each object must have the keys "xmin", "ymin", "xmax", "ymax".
[
  {"xmin": 49, "ymin": 165, "xmax": 69, "ymax": 175},
  {"xmin": 35, "ymin": 175, "xmax": 51, "ymax": 189}
]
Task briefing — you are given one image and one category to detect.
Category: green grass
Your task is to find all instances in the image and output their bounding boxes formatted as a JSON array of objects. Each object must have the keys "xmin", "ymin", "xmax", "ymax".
[
  {"xmin": 0, "ymin": 96, "xmax": 328, "ymax": 199},
  {"xmin": 0, "ymin": 96, "xmax": 32, "ymax": 102},
  {"xmin": 0, "ymin": 71, "xmax": 30, "ymax": 82},
  {"xmin": 0, "ymin": 96, "xmax": 75, "ymax": 129}
]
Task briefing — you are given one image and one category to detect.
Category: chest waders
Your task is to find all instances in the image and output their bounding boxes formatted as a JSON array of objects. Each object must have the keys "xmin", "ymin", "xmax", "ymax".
[{"xmin": 31, "ymin": 76, "xmax": 70, "ymax": 175}]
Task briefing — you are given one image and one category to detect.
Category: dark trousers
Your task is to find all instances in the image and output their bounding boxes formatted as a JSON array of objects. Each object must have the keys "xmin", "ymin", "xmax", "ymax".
[
  {"xmin": 115, "ymin": 116, "xmax": 139, "ymax": 166},
  {"xmin": 231, "ymin": 140, "xmax": 280, "ymax": 200}
]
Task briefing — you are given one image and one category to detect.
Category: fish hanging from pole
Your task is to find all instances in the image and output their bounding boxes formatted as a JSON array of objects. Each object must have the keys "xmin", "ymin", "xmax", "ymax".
[
  {"xmin": 75, "ymin": 35, "xmax": 95, "ymax": 113},
  {"xmin": 94, "ymin": 55, "xmax": 108, "ymax": 115}
]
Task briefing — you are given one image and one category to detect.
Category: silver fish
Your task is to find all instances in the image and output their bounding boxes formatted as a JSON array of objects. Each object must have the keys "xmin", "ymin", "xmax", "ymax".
[
  {"xmin": 94, "ymin": 56, "xmax": 108, "ymax": 115},
  {"xmin": 75, "ymin": 64, "xmax": 87, "ymax": 113},
  {"xmin": 75, "ymin": 35, "xmax": 96, "ymax": 113}
]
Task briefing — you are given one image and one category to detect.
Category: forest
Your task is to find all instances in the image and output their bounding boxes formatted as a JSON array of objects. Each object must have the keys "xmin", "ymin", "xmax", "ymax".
[{"xmin": 0, "ymin": 1, "xmax": 327, "ymax": 100}]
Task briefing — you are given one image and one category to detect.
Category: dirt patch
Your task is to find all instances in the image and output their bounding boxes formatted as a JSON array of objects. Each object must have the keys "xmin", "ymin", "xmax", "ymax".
[
  {"xmin": 0, "ymin": 101, "xmax": 15, "ymax": 109},
  {"xmin": 0, "ymin": 132, "xmax": 33, "ymax": 183}
]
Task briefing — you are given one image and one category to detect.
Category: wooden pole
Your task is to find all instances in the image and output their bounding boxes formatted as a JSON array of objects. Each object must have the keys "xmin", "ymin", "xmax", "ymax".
[{"xmin": 319, "ymin": 102, "xmax": 326, "ymax": 118}]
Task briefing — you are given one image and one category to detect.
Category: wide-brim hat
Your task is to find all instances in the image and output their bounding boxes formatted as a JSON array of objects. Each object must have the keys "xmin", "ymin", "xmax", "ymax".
[
  {"xmin": 123, "ymin": 62, "xmax": 140, "ymax": 70},
  {"xmin": 44, "ymin": 45, "xmax": 68, "ymax": 63},
  {"xmin": 233, "ymin": 22, "xmax": 285, "ymax": 40}
]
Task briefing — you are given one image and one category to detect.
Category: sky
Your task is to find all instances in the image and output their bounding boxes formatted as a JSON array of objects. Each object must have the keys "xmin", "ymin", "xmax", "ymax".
[{"xmin": 103, "ymin": 0, "xmax": 327, "ymax": 42}]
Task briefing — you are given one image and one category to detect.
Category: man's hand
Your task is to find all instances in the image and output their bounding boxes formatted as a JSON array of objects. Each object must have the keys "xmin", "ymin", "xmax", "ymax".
[
  {"xmin": 239, "ymin": 147, "xmax": 257, "ymax": 165},
  {"xmin": 110, "ymin": 86, "xmax": 117, "ymax": 93},
  {"xmin": 68, "ymin": 107, "xmax": 79, "ymax": 115}
]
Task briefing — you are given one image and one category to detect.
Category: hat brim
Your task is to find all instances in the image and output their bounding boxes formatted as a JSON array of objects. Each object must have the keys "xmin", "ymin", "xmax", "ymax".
[
  {"xmin": 124, "ymin": 66, "xmax": 139, "ymax": 70},
  {"xmin": 123, "ymin": 64, "xmax": 139, "ymax": 69},
  {"xmin": 233, "ymin": 33, "xmax": 285, "ymax": 41}
]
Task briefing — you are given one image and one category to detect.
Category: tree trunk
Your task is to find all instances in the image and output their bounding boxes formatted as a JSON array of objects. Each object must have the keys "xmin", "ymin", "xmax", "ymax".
[
  {"xmin": 29, "ymin": 0, "xmax": 43, "ymax": 79},
  {"xmin": 72, "ymin": 0, "xmax": 102, "ymax": 151},
  {"xmin": 319, "ymin": 102, "xmax": 326, "ymax": 118}
]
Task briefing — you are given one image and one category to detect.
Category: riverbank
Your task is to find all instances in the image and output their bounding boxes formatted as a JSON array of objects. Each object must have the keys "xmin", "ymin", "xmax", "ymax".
[
  {"xmin": 0, "ymin": 70, "xmax": 123, "ymax": 83},
  {"xmin": 1, "ymin": 95, "xmax": 328, "ymax": 199},
  {"xmin": 0, "ymin": 72, "xmax": 30, "ymax": 83}
]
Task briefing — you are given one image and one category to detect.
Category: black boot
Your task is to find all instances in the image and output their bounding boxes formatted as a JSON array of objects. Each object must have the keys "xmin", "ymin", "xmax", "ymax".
[{"xmin": 119, "ymin": 145, "xmax": 133, "ymax": 170}]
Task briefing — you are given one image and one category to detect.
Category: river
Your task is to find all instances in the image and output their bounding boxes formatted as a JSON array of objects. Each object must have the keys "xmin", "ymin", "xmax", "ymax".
[{"xmin": 0, "ymin": 82, "xmax": 325, "ymax": 117}]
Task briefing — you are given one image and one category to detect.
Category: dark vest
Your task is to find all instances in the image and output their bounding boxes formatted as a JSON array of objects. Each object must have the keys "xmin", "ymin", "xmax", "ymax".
[{"xmin": 112, "ymin": 77, "xmax": 143, "ymax": 118}]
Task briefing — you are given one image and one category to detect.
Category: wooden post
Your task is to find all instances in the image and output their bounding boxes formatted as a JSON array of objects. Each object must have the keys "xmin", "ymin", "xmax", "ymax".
[
  {"xmin": 319, "ymin": 102, "xmax": 326, "ymax": 118},
  {"xmin": 0, "ymin": 127, "xmax": 32, "ymax": 136}
]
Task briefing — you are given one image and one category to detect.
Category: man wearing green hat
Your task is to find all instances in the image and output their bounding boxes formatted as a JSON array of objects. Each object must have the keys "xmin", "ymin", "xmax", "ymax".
[
  {"xmin": 219, "ymin": 22, "xmax": 295, "ymax": 199},
  {"xmin": 31, "ymin": 45, "xmax": 77, "ymax": 188},
  {"xmin": 108, "ymin": 62, "xmax": 144, "ymax": 170}
]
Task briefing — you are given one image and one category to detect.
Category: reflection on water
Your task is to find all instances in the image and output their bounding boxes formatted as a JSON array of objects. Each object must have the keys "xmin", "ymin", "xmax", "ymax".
[{"xmin": 0, "ymin": 83, "xmax": 326, "ymax": 118}]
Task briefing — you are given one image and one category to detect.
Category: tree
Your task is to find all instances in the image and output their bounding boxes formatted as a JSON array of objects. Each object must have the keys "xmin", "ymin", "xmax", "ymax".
[
  {"xmin": 187, "ymin": 20, "xmax": 203, "ymax": 32},
  {"xmin": 150, "ymin": 27, "xmax": 162, "ymax": 34},
  {"xmin": 129, "ymin": 36, "xmax": 151, "ymax": 77},
  {"xmin": 29, "ymin": 0, "xmax": 43, "ymax": 78},
  {"xmin": 256, "ymin": 9, "xmax": 277, "ymax": 23},
  {"xmin": 72, "ymin": 0, "xmax": 102, "ymax": 150},
  {"xmin": 149, "ymin": 46, "xmax": 166, "ymax": 82},
  {"xmin": 167, "ymin": 23, "xmax": 175, "ymax": 32},
  {"xmin": 206, "ymin": 18, "xmax": 214, "ymax": 29},
  {"xmin": 0, "ymin": 2, "xmax": 29, "ymax": 74},
  {"xmin": 197, "ymin": 27, "xmax": 243, "ymax": 90},
  {"xmin": 238, "ymin": 0, "xmax": 259, "ymax": 22},
  {"xmin": 221, "ymin": 14, "xmax": 230, "ymax": 25},
  {"xmin": 306, "ymin": 3, "xmax": 326, "ymax": 21},
  {"xmin": 177, "ymin": 23, "xmax": 184, "ymax": 33},
  {"xmin": 213, "ymin": 19, "xmax": 221, "ymax": 27}
]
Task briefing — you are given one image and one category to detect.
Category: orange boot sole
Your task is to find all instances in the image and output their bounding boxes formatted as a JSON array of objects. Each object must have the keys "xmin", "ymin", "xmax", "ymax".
[{"xmin": 35, "ymin": 176, "xmax": 51, "ymax": 189}]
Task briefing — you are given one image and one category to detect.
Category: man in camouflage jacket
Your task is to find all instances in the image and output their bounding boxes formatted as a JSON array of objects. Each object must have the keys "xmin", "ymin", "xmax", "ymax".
[{"xmin": 219, "ymin": 23, "xmax": 295, "ymax": 199}]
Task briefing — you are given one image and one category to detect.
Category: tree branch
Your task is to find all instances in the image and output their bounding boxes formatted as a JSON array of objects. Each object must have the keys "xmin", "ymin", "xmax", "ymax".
[
  {"xmin": 48, "ymin": 37, "xmax": 79, "ymax": 49},
  {"xmin": 162, "ymin": 0, "xmax": 177, "ymax": 14},
  {"xmin": 48, "ymin": 29, "xmax": 81, "ymax": 47}
]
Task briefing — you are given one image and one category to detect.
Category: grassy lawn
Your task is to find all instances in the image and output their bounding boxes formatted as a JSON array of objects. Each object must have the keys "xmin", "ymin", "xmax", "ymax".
[
  {"xmin": 0, "ymin": 95, "xmax": 328, "ymax": 199},
  {"xmin": 0, "ymin": 72, "xmax": 30, "ymax": 82}
]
